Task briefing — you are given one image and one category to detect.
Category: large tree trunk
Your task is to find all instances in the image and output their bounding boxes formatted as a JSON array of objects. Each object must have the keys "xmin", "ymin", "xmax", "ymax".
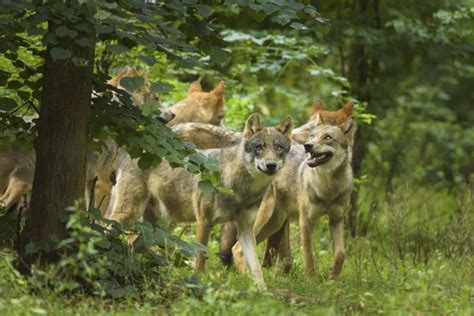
[{"xmin": 18, "ymin": 19, "xmax": 95, "ymax": 271}]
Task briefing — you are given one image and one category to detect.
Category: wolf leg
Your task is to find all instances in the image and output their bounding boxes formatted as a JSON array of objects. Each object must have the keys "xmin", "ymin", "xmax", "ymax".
[
  {"xmin": 0, "ymin": 177, "xmax": 30, "ymax": 210},
  {"xmin": 233, "ymin": 210, "xmax": 288, "ymax": 275},
  {"xmin": 236, "ymin": 215, "xmax": 265, "ymax": 288},
  {"xmin": 263, "ymin": 219, "xmax": 293, "ymax": 272},
  {"xmin": 233, "ymin": 187, "xmax": 282, "ymax": 273},
  {"xmin": 195, "ymin": 216, "xmax": 212, "ymax": 272},
  {"xmin": 218, "ymin": 221, "xmax": 238, "ymax": 266},
  {"xmin": 299, "ymin": 208, "xmax": 316, "ymax": 277},
  {"xmin": 328, "ymin": 218, "xmax": 345, "ymax": 280},
  {"xmin": 106, "ymin": 162, "xmax": 149, "ymax": 228}
]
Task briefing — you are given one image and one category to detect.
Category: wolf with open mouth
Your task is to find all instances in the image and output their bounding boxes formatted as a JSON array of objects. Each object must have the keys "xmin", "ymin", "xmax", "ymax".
[{"xmin": 232, "ymin": 102, "xmax": 355, "ymax": 280}]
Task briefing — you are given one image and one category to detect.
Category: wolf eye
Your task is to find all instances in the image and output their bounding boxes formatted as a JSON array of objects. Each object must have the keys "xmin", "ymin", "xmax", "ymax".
[
  {"xmin": 324, "ymin": 134, "xmax": 332, "ymax": 141},
  {"xmin": 275, "ymin": 144, "xmax": 283, "ymax": 152},
  {"xmin": 256, "ymin": 144, "xmax": 264, "ymax": 152}
]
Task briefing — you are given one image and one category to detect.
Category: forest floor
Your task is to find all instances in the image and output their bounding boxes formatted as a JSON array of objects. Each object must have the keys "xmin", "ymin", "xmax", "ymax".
[{"xmin": 0, "ymin": 220, "xmax": 471, "ymax": 316}]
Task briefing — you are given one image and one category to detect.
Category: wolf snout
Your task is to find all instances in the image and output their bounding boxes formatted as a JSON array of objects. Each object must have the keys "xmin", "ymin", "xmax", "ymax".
[
  {"xmin": 304, "ymin": 143, "xmax": 314, "ymax": 152},
  {"xmin": 266, "ymin": 161, "xmax": 277, "ymax": 172}
]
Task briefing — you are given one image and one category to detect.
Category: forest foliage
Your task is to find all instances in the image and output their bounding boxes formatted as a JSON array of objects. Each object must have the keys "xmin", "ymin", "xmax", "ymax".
[{"xmin": 0, "ymin": 0, "xmax": 472, "ymax": 314}]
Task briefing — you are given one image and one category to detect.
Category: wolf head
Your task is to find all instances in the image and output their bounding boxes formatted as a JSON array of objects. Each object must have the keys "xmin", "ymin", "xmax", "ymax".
[
  {"xmin": 243, "ymin": 114, "xmax": 293, "ymax": 176},
  {"xmin": 303, "ymin": 103, "xmax": 355, "ymax": 169},
  {"xmin": 292, "ymin": 100, "xmax": 355, "ymax": 144},
  {"xmin": 168, "ymin": 80, "xmax": 227, "ymax": 126},
  {"xmin": 109, "ymin": 67, "xmax": 157, "ymax": 105},
  {"xmin": 108, "ymin": 67, "xmax": 175, "ymax": 124}
]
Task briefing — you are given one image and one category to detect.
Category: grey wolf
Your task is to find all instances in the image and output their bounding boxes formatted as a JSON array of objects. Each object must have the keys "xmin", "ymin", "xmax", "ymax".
[
  {"xmin": 0, "ymin": 67, "xmax": 173, "ymax": 214},
  {"xmin": 173, "ymin": 101, "xmax": 354, "ymax": 267},
  {"xmin": 167, "ymin": 80, "xmax": 226, "ymax": 126},
  {"xmin": 0, "ymin": 145, "xmax": 35, "ymax": 212},
  {"xmin": 106, "ymin": 79, "xmax": 229, "ymax": 222},
  {"xmin": 231, "ymin": 102, "xmax": 355, "ymax": 280},
  {"xmin": 106, "ymin": 114, "xmax": 294, "ymax": 286},
  {"xmin": 171, "ymin": 100, "xmax": 339, "ymax": 150}
]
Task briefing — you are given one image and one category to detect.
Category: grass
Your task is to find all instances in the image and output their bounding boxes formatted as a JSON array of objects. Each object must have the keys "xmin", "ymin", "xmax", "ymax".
[
  {"xmin": 0, "ymin": 185, "xmax": 472, "ymax": 315},
  {"xmin": 0, "ymin": 222, "xmax": 471, "ymax": 316}
]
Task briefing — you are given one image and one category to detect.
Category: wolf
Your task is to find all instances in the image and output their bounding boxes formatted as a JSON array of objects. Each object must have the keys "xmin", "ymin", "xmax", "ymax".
[
  {"xmin": 167, "ymin": 80, "xmax": 226, "ymax": 126},
  {"xmin": 230, "ymin": 102, "xmax": 355, "ymax": 280},
  {"xmin": 105, "ymin": 79, "xmax": 229, "ymax": 222},
  {"xmin": 0, "ymin": 67, "xmax": 174, "ymax": 214},
  {"xmin": 0, "ymin": 145, "xmax": 35, "ymax": 212},
  {"xmin": 171, "ymin": 100, "xmax": 336, "ymax": 150},
  {"xmin": 106, "ymin": 114, "xmax": 293, "ymax": 286},
  {"xmin": 172, "ymin": 101, "xmax": 354, "ymax": 266}
]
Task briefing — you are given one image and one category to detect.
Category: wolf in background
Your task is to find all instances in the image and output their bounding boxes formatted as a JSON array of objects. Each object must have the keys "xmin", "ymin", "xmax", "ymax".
[
  {"xmin": 172, "ymin": 100, "xmax": 331, "ymax": 150},
  {"xmin": 105, "ymin": 79, "xmax": 228, "ymax": 223},
  {"xmin": 0, "ymin": 67, "xmax": 174, "ymax": 213},
  {"xmin": 167, "ymin": 80, "xmax": 226, "ymax": 126}
]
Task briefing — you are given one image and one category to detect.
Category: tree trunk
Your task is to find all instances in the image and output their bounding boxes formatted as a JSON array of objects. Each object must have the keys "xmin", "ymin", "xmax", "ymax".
[
  {"xmin": 18, "ymin": 19, "xmax": 95, "ymax": 271},
  {"xmin": 347, "ymin": 0, "xmax": 380, "ymax": 237}
]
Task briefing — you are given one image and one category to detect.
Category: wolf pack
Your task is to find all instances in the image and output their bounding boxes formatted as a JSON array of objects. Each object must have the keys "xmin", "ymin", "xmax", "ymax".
[{"xmin": 0, "ymin": 67, "xmax": 355, "ymax": 288}]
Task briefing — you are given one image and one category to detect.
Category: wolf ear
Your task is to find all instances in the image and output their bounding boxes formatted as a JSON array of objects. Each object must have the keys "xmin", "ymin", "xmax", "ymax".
[
  {"xmin": 108, "ymin": 67, "xmax": 129, "ymax": 86},
  {"xmin": 291, "ymin": 124, "xmax": 314, "ymax": 144},
  {"xmin": 340, "ymin": 101, "xmax": 354, "ymax": 117},
  {"xmin": 313, "ymin": 113, "xmax": 324, "ymax": 127},
  {"xmin": 339, "ymin": 116, "xmax": 355, "ymax": 136},
  {"xmin": 311, "ymin": 100, "xmax": 326, "ymax": 114},
  {"xmin": 243, "ymin": 114, "xmax": 262, "ymax": 138},
  {"xmin": 276, "ymin": 115, "xmax": 293, "ymax": 138},
  {"xmin": 124, "ymin": 66, "xmax": 139, "ymax": 78},
  {"xmin": 137, "ymin": 67, "xmax": 149, "ymax": 78},
  {"xmin": 188, "ymin": 80, "xmax": 202, "ymax": 94},
  {"xmin": 212, "ymin": 81, "xmax": 225, "ymax": 98}
]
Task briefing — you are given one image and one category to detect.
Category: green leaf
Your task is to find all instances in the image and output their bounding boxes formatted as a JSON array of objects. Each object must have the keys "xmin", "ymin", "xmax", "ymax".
[
  {"xmin": 209, "ymin": 47, "xmax": 231, "ymax": 65},
  {"xmin": 50, "ymin": 47, "xmax": 72, "ymax": 60},
  {"xmin": 121, "ymin": 76, "xmax": 144, "ymax": 92},
  {"xmin": 95, "ymin": 24, "xmax": 114, "ymax": 34},
  {"xmin": 94, "ymin": 10, "xmax": 111, "ymax": 20},
  {"xmin": 151, "ymin": 82, "xmax": 174, "ymax": 94},
  {"xmin": 195, "ymin": 5, "xmax": 213, "ymax": 18},
  {"xmin": 198, "ymin": 180, "xmax": 216, "ymax": 195},
  {"xmin": 108, "ymin": 44, "xmax": 128, "ymax": 54},
  {"xmin": 290, "ymin": 22, "xmax": 308, "ymax": 30},
  {"xmin": 7, "ymin": 80, "xmax": 22, "ymax": 89},
  {"xmin": 75, "ymin": 37, "xmax": 95, "ymax": 47},
  {"xmin": 95, "ymin": 239, "xmax": 111, "ymax": 249},
  {"xmin": 0, "ymin": 97, "xmax": 17, "ymax": 111},
  {"xmin": 56, "ymin": 25, "xmax": 78, "ymax": 38},
  {"xmin": 261, "ymin": 3, "xmax": 278, "ymax": 14},
  {"xmin": 137, "ymin": 154, "xmax": 153, "ymax": 170},
  {"xmin": 188, "ymin": 152, "xmax": 207, "ymax": 164},
  {"xmin": 18, "ymin": 91, "xmax": 30, "ymax": 100},
  {"xmin": 288, "ymin": 2, "xmax": 305, "ymax": 11}
]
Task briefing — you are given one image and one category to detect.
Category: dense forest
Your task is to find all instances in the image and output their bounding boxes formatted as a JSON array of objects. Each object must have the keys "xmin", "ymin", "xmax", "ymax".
[{"xmin": 0, "ymin": 1, "xmax": 472, "ymax": 314}]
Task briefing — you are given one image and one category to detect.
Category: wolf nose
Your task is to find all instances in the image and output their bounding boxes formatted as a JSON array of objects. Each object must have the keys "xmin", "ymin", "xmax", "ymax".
[
  {"xmin": 266, "ymin": 162, "xmax": 277, "ymax": 172},
  {"xmin": 304, "ymin": 143, "xmax": 313, "ymax": 152}
]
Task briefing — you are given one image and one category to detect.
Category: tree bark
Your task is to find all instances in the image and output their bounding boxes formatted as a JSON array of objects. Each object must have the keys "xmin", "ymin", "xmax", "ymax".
[
  {"xmin": 18, "ymin": 19, "xmax": 95, "ymax": 271},
  {"xmin": 347, "ymin": 0, "xmax": 380, "ymax": 237}
]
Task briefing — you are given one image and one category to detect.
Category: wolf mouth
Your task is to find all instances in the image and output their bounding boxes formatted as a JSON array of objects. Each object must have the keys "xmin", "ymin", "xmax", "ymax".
[
  {"xmin": 307, "ymin": 151, "xmax": 333, "ymax": 167},
  {"xmin": 257, "ymin": 166, "xmax": 278, "ymax": 176}
]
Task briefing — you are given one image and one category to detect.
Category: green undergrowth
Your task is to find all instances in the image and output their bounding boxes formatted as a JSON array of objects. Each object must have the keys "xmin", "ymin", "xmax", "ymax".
[{"xmin": 0, "ymin": 186, "xmax": 472, "ymax": 315}]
